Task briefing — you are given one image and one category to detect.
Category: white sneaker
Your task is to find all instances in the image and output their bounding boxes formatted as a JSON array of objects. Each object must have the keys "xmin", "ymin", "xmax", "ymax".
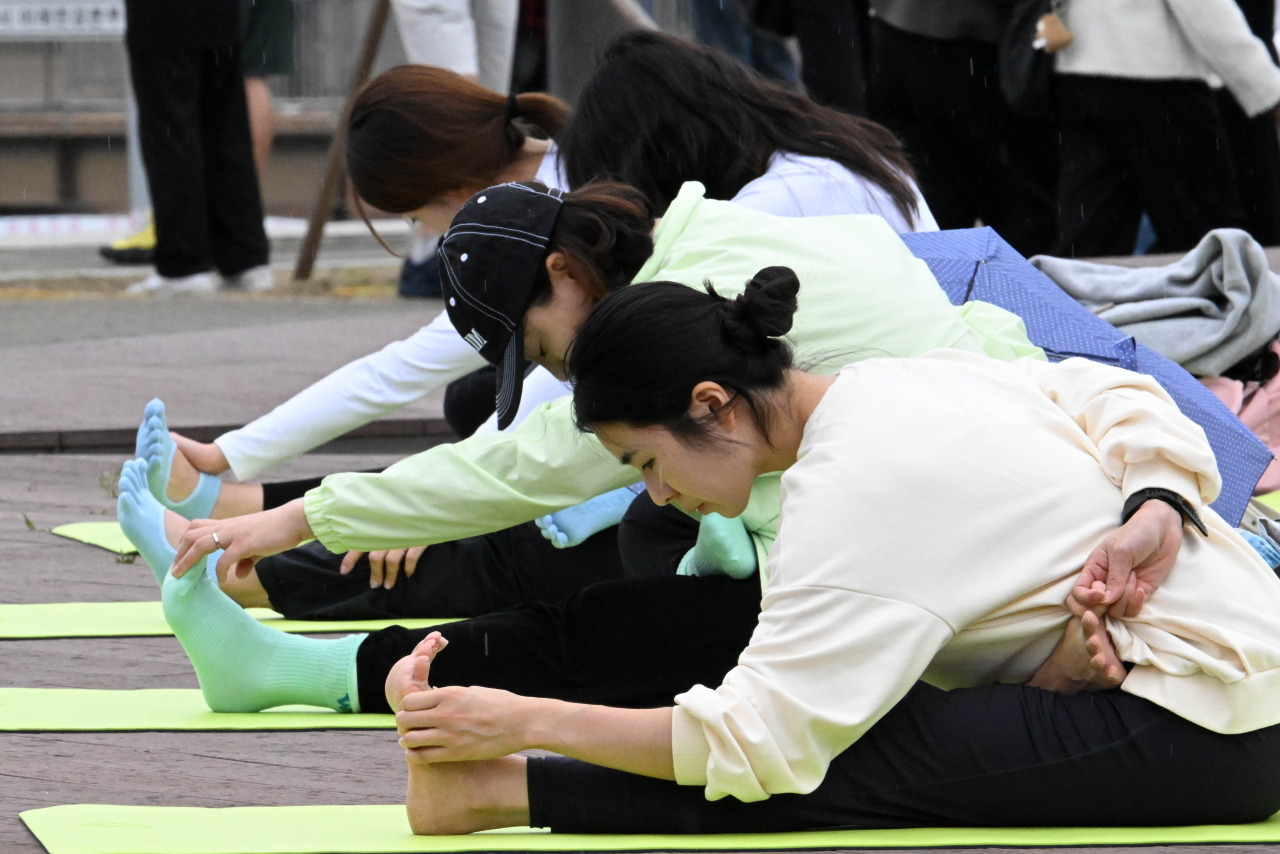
[
  {"xmin": 221, "ymin": 264, "xmax": 275, "ymax": 292},
  {"xmin": 126, "ymin": 271, "xmax": 219, "ymax": 295}
]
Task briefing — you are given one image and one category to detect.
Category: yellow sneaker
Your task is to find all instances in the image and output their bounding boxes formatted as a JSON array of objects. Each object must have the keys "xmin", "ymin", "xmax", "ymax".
[{"xmin": 100, "ymin": 216, "xmax": 156, "ymax": 264}]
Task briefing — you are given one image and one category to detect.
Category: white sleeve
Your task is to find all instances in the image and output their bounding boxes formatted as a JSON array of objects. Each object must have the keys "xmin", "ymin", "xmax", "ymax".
[
  {"xmin": 1011, "ymin": 357, "xmax": 1222, "ymax": 508},
  {"xmin": 1167, "ymin": 0, "xmax": 1280, "ymax": 116},
  {"xmin": 214, "ymin": 312, "xmax": 486, "ymax": 481}
]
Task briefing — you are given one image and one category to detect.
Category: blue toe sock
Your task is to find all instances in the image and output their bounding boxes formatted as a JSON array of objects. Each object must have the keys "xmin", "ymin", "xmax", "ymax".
[
  {"xmin": 117, "ymin": 458, "xmax": 217, "ymax": 587},
  {"xmin": 537, "ymin": 486, "xmax": 640, "ymax": 548},
  {"xmin": 137, "ymin": 399, "xmax": 221, "ymax": 520}
]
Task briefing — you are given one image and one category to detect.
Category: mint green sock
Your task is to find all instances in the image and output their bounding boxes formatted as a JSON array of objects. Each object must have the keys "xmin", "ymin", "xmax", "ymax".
[
  {"xmin": 677, "ymin": 513, "xmax": 758, "ymax": 579},
  {"xmin": 162, "ymin": 558, "xmax": 365, "ymax": 713}
]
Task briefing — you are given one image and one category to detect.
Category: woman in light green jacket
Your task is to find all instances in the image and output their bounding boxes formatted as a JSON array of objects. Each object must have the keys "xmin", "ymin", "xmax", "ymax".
[{"xmin": 105, "ymin": 179, "xmax": 1186, "ymax": 725}]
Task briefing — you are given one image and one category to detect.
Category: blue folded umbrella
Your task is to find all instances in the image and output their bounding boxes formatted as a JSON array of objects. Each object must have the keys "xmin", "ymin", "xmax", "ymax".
[{"xmin": 901, "ymin": 227, "xmax": 1271, "ymax": 527}]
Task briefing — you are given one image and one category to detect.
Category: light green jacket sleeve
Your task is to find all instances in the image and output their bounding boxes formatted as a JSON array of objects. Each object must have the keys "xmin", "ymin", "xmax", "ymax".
[{"xmin": 303, "ymin": 397, "xmax": 640, "ymax": 552}]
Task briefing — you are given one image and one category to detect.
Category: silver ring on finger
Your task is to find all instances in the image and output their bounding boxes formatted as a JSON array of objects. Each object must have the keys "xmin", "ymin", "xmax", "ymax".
[{"xmin": 211, "ymin": 532, "xmax": 222, "ymax": 549}]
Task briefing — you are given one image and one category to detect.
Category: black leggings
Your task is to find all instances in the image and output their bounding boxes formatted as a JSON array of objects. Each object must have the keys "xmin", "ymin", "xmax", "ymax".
[
  {"xmin": 355, "ymin": 572, "xmax": 762, "ymax": 714},
  {"xmin": 530, "ymin": 683, "xmax": 1280, "ymax": 832},
  {"xmin": 255, "ymin": 487, "xmax": 697, "ymax": 621}
]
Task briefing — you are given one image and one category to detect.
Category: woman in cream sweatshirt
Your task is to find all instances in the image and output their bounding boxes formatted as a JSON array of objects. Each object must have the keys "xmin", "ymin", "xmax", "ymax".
[{"xmin": 386, "ymin": 267, "xmax": 1280, "ymax": 834}]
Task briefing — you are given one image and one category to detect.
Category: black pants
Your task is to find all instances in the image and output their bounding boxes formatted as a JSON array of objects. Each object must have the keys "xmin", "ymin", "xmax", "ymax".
[
  {"xmin": 355, "ymin": 572, "xmax": 761, "ymax": 714},
  {"xmin": 530, "ymin": 683, "xmax": 1280, "ymax": 832},
  {"xmin": 791, "ymin": 0, "xmax": 868, "ymax": 115},
  {"xmin": 1219, "ymin": 88, "xmax": 1280, "ymax": 247},
  {"xmin": 1054, "ymin": 75, "xmax": 1247, "ymax": 258},
  {"xmin": 256, "ymin": 522, "xmax": 627, "ymax": 621},
  {"xmin": 128, "ymin": 45, "xmax": 269, "ymax": 278},
  {"xmin": 867, "ymin": 20, "xmax": 1057, "ymax": 256},
  {"xmin": 255, "ymin": 479, "xmax": 697, "ymax": 621}
]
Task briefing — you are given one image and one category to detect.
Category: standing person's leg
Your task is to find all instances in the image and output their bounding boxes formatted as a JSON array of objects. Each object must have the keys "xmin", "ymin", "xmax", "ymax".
[
  {"xmin": 356, "ymin": 573, "xmax": 763, "ymax": 713},
  {"xmin": 470, "ymin": 0, "xmax": 519, "ymax": 94},
  {"xmin": 392, "ymin": 0, "xmax": 479, "ymax": 78},
  {"xmin": 524, "ymin": 684, "xmax": 1280, "ymax": 833},
  {"xmin": 1080, "ymin": 77, "xmax": 1246, "ymax": 255},
  {"xmin": 1052, "ymin": 75, "xmax": 1145, "ymax": 258},
  {"xmin": 242, "ymin": 0, "xmax": 294, "ymax": 176},
  {"xmin": 198, "ymin": 44, "xmax": 271, "ymax": 281},
  {"xmin": 127, "ymin": 48, "xmax": 215, "ymax": 279},
  {"xmin": 789, "ymin": 0, "xmax": 867, "ymax": 114},
  {"xmin": 244, "ymin": 78, "xmax": 275, "ymax": 177},
  {"xmin": 1217, "ymin": 87, "xmax": 1280, "ymax": 247},
  {"xmin": 866, "ymin": 20, "xmax": 1056, "ymax": 255}
]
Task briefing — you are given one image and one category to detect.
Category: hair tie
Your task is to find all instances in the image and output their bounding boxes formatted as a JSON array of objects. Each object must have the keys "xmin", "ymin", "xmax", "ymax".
[{"xmin": 507, "ymin": 92, "xmax": 521, "ymax": 122}]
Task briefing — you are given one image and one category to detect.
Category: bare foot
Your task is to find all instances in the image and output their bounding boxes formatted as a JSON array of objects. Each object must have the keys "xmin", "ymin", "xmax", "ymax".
[
  {"xmin": 406, "ymin": 755, "xmax": 529, "ymax": 835},
  {"xmin": 1028, "ymin": 612, "xmax": 1127, "ymax": 695},
  {"xmin": 386, "ymin": 632, "xmax": 449, "ymax": 715},
  {"xmin": 164, "ymin": 433, "xmax": 203, "ymax": 504},
  {"xmin": 171, "ymin": 432, "xmax": 231, "ymax": 475},
  {"xmin": 162, "ymin": 508, "xmax": 190, "ymax": 550}
]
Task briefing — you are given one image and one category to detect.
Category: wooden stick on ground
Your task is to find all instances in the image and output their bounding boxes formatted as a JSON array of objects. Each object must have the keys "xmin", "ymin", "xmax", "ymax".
[{"xmin": 293, "ymin": 0, "xmax": 392, "ymax": 281}]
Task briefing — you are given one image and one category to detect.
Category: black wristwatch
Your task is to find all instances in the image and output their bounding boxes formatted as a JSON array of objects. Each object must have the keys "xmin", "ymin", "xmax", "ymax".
[{"xmin": 1121, "ymin": 487, "xmax": 1208, "ymax": 537}]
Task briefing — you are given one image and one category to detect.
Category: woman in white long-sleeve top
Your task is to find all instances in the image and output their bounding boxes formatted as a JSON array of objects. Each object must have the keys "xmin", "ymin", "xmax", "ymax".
[
  {"xmin": 142, "ymin": 30, "xmax": 947, "ymax": 619},
  {"xmin": 388, "ymin": 267, "xmax": 1280, "ymax": 834}
]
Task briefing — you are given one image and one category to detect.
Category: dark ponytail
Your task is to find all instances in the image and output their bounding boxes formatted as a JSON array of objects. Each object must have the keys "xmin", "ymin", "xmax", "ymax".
[
  {"xmin": 570, "ymin": 266, "xmax": 801, "ymax": 445},
  {"xmin": 559, "ymin": 30, "xmax": 918, "ymax": 221},
  {"xmin": 538, "ymin": 181, "xmax": 655, "ymax": 305}
]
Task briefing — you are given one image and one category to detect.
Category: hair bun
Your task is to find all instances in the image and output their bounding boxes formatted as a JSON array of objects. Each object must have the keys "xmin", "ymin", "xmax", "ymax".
[{"xmin": 720, "ymin": 266, "xmax": 800, "ymax": 353}]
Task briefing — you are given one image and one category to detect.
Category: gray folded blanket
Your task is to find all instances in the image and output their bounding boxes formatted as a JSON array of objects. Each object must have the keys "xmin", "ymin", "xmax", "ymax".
[{"xmin": 1032, "ymin": 229, "xmax": 1280, "ymax": 377}]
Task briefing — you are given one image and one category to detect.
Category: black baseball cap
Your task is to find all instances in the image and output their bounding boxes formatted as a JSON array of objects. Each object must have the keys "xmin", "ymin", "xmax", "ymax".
[{"xmin": 439, "ymin": 181, "xmax": 565, "ymax": 429}]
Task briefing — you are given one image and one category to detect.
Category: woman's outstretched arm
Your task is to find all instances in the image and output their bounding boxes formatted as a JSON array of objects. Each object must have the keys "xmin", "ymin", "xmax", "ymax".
[{"xmin": 397, "ymin": 686, "xmax": 675, "ymax": 780}]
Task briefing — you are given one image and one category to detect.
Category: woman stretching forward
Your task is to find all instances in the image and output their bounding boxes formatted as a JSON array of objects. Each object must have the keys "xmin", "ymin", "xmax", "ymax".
[{"xmin": 388, "ymin": 268, "xmax": 1280, "ymax": 833}]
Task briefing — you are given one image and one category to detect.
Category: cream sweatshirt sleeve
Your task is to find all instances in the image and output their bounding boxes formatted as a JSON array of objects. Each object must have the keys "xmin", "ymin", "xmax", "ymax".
[
  {"xmin": 1010, "ymin": 357, "xmax": 1221, "ymax": 508},
  {"xmin": 214, "ymin": 312, "xmax": 485, "ymax": 482},
  {"xmin": 671, "ymin": 354, "xmax": 1225, "ymax": 804},
  {"xmin": 1166, "ymin": 0, "xmax": 1280, "ymax": 117}
]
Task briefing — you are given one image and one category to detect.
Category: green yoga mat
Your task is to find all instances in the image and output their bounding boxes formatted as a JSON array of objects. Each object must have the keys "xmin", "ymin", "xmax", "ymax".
[
  {"xmin": 0, "ymin": 688, "xmax": 393, "ymax": 731},
  {"xmin": 21, "ymin": 804, "xmax": 1280, "ymax": 854},
  {"xmin": 51, "ymin": 521, "xmax": 137, "ymax": 554},
  {"xmin": 0, "ymin": 600, "xmax": 456, "ymax": 639}
]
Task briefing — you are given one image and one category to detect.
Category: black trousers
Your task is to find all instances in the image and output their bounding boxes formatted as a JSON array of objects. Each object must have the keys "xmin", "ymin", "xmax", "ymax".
[
  {"xmin": 1219, "ymin": 88, "xmax": 1280, "ymax": 247},
  {"xmin": 529, "ymin": 683, "xmax": 1280, "ymax": 832},
  {"xmin": 1054, "ymin": 75, "xmax": 1247, "ymax": 258},
  {"xmin": 256, "ymin": 522, "xmax": 627, "ymax": 621},
  {"xmin": 355, "ymin": 572, "xmax": 761, "ymax": 714},
  {"xmin": 128, "ymin": 45, "xmax": 269, "ymax": 278},
  {"xmin": 791, "ymin": 0, "xmax": 868, "ymax": 115},
  {"xmin": 866, "ymin": 20, "xmax": 1057, "ymax": 257},
  {"xmin": 255, "ymin": 480, "xmax": 697, "ymax": 621}
]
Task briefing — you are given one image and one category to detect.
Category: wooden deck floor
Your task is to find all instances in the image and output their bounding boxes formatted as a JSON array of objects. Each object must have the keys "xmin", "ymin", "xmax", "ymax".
[
  {"xmin": 4, "ymin": 453, "xmax": 1280, "ymax": 854},
  {"xmin": 0, "ymin": 450, "xmax": 407, "ymax": 853}
]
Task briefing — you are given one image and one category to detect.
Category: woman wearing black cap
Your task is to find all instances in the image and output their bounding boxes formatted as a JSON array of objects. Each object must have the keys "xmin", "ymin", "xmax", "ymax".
[
  {"xmin": 133, "ymin": 28, "xmax": 950, "ymax": 622},
  {"xmin": 147, "ymin": 180, "xmax": 1188, "ymax": 735}
]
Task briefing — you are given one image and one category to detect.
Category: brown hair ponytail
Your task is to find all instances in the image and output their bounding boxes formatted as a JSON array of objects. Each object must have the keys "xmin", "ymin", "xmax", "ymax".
[{"xmin": 345, "ymin": 66, "xmax": 569, "ymax": 214}]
